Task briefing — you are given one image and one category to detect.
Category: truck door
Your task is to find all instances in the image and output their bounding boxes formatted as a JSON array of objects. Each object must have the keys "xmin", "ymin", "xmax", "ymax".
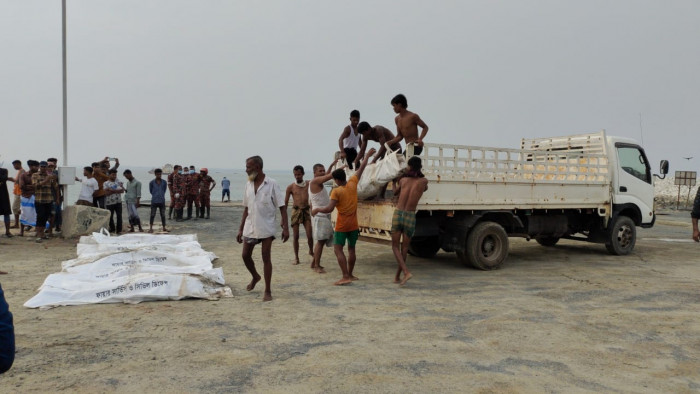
[{"xmin": 613, "ymin": 143, "xmax": 654, "ymax": 224}]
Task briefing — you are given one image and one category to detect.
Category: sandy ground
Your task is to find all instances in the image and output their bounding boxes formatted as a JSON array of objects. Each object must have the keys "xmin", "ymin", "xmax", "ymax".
[{"xmin": 0, "ymin": 205, "xmax": 699, "ymax": 393}]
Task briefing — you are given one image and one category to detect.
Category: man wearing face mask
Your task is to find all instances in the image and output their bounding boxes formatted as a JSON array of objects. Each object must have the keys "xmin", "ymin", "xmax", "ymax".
[
  {"xmin": 171, "ymin": 166, "xmax": 186, "ymax": 222},
  {"xmin": 185, "ymin": 165, "xmax": 201, "ymax": 220}
]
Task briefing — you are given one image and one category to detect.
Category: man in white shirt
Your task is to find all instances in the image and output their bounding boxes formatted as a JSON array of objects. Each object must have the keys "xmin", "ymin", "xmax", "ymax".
[
  {"xmin": 75, "ymin": 167, "xmax": 99, "ymax": 206},
  {"xmin": 236, "ymin": 155, "xmax": 289, "ymax": 302}
]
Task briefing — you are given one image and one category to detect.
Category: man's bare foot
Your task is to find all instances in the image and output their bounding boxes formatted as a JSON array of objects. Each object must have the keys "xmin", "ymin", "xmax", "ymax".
[
  {"xmin": 293, "ymin": 259, "xmax": 300, "ymax": 265},
  {"xmin": 263, "ymin": 292, "xmax": 272, "ymax": 302},
  {"xmin": 138, "ymin": 227, "xmax": 144, "ymax": 232},
  {"xmin": 350, "ymin": 276, "xmax": 359, "ymax": 281},
  {"xmin": 334, "ymin": 278, "xmax": 352, "ymax": 285},
  {"xmin": 162, "ymin": 227, "xmax": 169, "ymax": 233},
  {"xmin": 400, "ymin": 272, "xmax": 413, "ymax": 286},
  {"xmin": 314, "ymin": 267, "xmax": 326, "ymax": 274},
  {"xmin": 148, "ymin": 229, "xmax": 154, "ymax": 233},
  {"xmin": 247, "ymin": 276, "xmax": 261, "ymax": 291},
  {"xmin": 394, "ymin": 276, "xmax": 401, "ymax": 283}
]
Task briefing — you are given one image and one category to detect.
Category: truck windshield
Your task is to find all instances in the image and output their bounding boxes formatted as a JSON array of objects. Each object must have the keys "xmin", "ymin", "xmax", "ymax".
[{"xmin": 617, "ymin": 146, "xmax": 650, "ymax": 183}]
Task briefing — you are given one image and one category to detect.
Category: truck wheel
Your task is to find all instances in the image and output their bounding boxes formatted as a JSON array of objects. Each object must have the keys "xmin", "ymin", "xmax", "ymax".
[
  {"xmin": 605, "ymin": 215, "xmax": 636, "ymax": 255},
  {"xmin": 463, "ymin": 222, "xmax": 509, "ymax": 270},
  {"xmin": 536, "ymin": 237, "xmax": 560, "ymax": 247},
  {"xmin": 408, "ymin": 236, "xmax": 441, "ymax": 258}
]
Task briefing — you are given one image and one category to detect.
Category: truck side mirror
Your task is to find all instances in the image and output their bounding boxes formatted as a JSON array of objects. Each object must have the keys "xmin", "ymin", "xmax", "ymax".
[{"xmin": 654, "ymin": 160, "xmax": 669, "ymax": 179}]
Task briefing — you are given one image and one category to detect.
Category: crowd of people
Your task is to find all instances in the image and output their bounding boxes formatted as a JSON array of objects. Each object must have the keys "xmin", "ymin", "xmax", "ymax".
[
  {"xmin": 238, "ymin": 94, "xmax": 430, "ymax": 301},
  {"xmin": 0, "ymin": 156, "xmax": 229, "ymax": 240}
]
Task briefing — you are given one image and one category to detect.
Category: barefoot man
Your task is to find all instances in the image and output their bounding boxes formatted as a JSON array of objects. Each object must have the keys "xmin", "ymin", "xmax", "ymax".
[
  {"xmin": 312, "ymin": 148, "xmax": 376, "ymax": 285},
  {"xmin": 237, "ymin": 155, "xmax": 289, "ymax": 301},
  {"xmin": 308, "ymin": 158, "xmax": 341, "ymax": 273},
  {"xmin": 391, "ymin": 156, "xmax": 429, "ymax": 286},
  {"xmin": 285, "ymin": 165, "xmax": 313, "ymax": 265},
  {"xmin": 387, "ymin": 93, "xmax": 429, "ymax": 156}
]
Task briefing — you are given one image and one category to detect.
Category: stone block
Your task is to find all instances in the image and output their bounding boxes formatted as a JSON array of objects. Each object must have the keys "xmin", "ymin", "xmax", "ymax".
[{"xmin": 61, "ymin": 205, "xmax": 111, "ymax": 238}]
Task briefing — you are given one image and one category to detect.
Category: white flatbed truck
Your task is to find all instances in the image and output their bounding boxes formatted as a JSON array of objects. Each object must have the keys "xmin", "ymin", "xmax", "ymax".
[{"xmin": 343, "ymin": 130, "xmax": 668, "ymax": 269}]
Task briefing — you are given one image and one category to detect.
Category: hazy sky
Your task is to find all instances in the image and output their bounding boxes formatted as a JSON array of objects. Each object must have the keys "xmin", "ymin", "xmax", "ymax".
[{"xmin": 2, "ymin": 1, "xmax": 699, "ymax": 173}]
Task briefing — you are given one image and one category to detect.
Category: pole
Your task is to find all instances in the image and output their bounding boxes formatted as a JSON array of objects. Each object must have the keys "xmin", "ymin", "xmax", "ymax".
[
  {"xmin": 62, "ymin": 0, "xmax": 68, "ymax": 167},
  {"xmin": 62, "ymin": 0, "xmax": 68, "ymax": 212}
]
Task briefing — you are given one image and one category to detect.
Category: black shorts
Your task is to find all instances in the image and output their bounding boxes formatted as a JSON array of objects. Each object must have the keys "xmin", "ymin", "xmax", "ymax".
[
  {"xmin": 36, "ymin": 202, "xmax": 53, "ymax": 227},
  {"xmin": 403, "ymin": 145, "xmax": 422, "ymax": 156},
  {"xmin": 344, "ymin": 148, "xmax": 358, "ymax": 169}
]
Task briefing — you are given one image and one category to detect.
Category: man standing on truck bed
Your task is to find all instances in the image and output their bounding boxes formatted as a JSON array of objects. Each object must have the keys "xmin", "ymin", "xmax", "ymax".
[
  {"xmin": 388, "ymin": 93, "xmax": 429, "ymax": 156},
  {"xmin": 391, "ymin": 156, "xmax": 429, "ymax": 285},
  {"xmin": 338, "ymin": 110, "xmax": 362, "ymax": 169},
  {"xmin": 312, "ymin": 148, "xmax": 376, "ymax": 286}
]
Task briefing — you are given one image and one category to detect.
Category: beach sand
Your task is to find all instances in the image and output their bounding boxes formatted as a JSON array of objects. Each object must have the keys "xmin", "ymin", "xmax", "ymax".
[{"xmin": 1, "ymin": 205, "xmax": 699, "ymax": 392}]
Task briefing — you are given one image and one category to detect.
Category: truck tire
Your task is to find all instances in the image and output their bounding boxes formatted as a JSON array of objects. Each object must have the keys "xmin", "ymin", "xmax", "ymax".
[
  {"xmin": 605, "ymin": 215, "xmax": 636, "ymax": 255},
  {"xmin": 536, "ymin": 237, "xmax": 560, "ymax": 247},
  {"xmin": 462, "ymin": 221, "xmax": 509, "ymax": 270},
  {"xmin": 408, "ymin": 236, "xmax": 441, "ymax": 258}
]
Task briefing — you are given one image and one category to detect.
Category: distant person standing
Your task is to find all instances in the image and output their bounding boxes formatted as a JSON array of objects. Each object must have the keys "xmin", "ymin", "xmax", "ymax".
[
  {"xmin": 19, "ymin": 160, "xmax": 39, "ymax": 237},
  {"xmin": 148, "ymin": 168, "xmax": 168, "ymax": 233},
  {"xmin": 92, "ymin": 157, "xmax": 119, "ymax": 209},
  {"xmin": 692, "ymin": 186, "xmax": 700, "ymax": 242},
  {"xmin": 390, "ymin": 156, "xmax": 429, "ymax": 286},
  {"xmin": 75, "ymin": 167, "xmax": 99, "ymax": 206},
  {"xmin": 167, "ymin": 164, "xmax": 180, "ymax": 219},
  {"xmin": 47, "ymin": 158, "xmax": 63, "ymax": 233},
  {"xmin": 221, "ymin": 177, "xmax": 231, "ymax": 202},
  {"xmin": 185, "ymin": 166, "xmax": 200, "ymax": 220},
  {"xmin": 0, "ymin": 167, "xmax": 12, "ymax": 238},
  {"xmin": 7, "ymin": 160, "xmax": 24, "ymax": 229},
  {"xmin": 171, "ymin": 166, "xmax": 186, "ymax": 222},
  {"xmin": 32, "ymin": 161, "xmax": 58, "ymax": 242},
  {"xmin": 338, "ymin": 109, "xmax": 362, "ymax": 169},
  {"xmin": 123, "ymin": 169, "xmax": 143, "ymax": 232},
  {"xmin": 197, "ymin": 168, "xmax": 215, "ymax": 219},
  {"xmin": 312, "ymin": 148, "xmax": 376, "ymax": 286},
  {"xmin": 285, "ymin": 165, "xmax": 313, "ymax": 265},
  {"xmin": 236, "ymin": 155, "xmax": 289, "ymax": 302},
  {"xmin": 104, "ymin": 169, "xmax": 125, "ymax": 234},
  {"xmin": 387, "ymin": 94, "xmax": 429, "ymax": 156}
]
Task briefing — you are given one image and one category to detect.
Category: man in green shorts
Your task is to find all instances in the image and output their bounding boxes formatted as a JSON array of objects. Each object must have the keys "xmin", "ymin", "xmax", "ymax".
[
  {"xmin": 391, "ymin": 156, "xmax": 429, "ymax": 285},
  {"xmin": 312, "ymin": 148, "xmax": 376, "ymax": 285}
]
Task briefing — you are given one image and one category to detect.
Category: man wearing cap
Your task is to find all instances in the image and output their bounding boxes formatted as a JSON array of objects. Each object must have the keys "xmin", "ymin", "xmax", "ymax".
[
  {"xmin": 198, "ymin": 168, "xmax": 215, "ymax": 219},
  {"xmin": 32, "ymin": 161, "xmax": 58, "ymax": 242}
]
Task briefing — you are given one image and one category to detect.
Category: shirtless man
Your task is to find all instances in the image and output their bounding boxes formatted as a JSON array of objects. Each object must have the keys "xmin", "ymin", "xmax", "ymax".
[
  {"xmin": 312, "ymin": 148, "xmax": 376, "ymax": 286},
  {"xmin": 285, "ymin": 165, "xmax": 313, "ymax": 265},
  {"xmin": 357, "ymin": 121, "xmax": 403, "ymax": 164},
  {"xmin": 391, "ymin": 156, "xmax": 429, "ymax": 286},
  {"xmin": 387, "ymin": 94, "xmax": 429, "ymax": 156},
  {"xmin": 338, "ymin": 110, "xmax": 362, "ymax": 169},
  {"xmin": 308, "ymin": 158, "xmax": 341, "ymax": 273}
]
